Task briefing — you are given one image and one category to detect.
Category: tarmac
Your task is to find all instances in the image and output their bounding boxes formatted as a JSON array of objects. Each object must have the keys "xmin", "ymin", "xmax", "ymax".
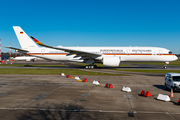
[
  {"xmin": 0, "ymin": 72, "xmax": 180, "ymax": 120},
  {"xmin": 2, "ymin": 60, "xmax": 180, "ymax": 70}
]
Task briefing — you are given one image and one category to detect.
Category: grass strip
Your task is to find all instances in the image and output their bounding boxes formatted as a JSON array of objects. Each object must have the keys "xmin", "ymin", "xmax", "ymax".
[
  {"xmin": 115, "ymin": 69, "xmax": 180, "ymax": 74},
  {"xmin": 0, "ymin": 68, "xmax": 126, "ymax": 76}
]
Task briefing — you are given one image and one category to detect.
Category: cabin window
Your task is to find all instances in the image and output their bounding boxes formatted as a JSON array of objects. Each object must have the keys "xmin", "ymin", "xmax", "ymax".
[{"xmin": 169, "ymin": 51, "xmax": 173, "ymax": 54}]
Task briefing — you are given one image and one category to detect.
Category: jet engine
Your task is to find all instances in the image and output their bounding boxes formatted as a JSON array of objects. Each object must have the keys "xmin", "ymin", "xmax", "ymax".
[
  {"xmin": 26, "ymin": 59, "xmax": 31, "ymax": 62},
  {"xmin": 26, "ymin": 58, "xmax": 36, "ymax": 62},
  {"xmin": 102, "ymin": 56, "xmax": 121, "ymax": 67}
]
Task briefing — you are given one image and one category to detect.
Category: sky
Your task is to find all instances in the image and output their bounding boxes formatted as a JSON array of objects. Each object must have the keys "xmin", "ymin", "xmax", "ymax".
[{"xmin": 0, "ymin": 0, "xmax": 180, "ymax": 53}]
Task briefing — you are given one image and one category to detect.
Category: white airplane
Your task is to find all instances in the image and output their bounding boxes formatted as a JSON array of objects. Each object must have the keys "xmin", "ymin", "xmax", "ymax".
[
  {"xmin": 13, "ymin": 56, "xmax": 37, "ymax": 62},
  {"xmin": 6, "ymin": 26, "xmax": 178, "ymax": 69}
]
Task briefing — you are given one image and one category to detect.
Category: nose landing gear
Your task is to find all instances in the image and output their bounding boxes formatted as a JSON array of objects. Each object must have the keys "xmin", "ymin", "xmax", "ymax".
[
  {"xmin": 163, "ymin": 62, "xmax": 169, "ymax": 69},
  {"xmin": 163, "ymin": 66, "xmax": 167, "ymax": 69}
]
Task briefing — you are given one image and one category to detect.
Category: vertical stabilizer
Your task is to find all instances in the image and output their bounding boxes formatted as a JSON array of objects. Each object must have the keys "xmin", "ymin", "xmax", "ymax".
[{"xmin": 13, "ymin": 26, "xmax": 38, "ymax": 50}]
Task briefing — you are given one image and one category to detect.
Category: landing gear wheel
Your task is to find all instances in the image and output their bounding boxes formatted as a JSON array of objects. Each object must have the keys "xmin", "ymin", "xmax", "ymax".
[
  {"xmin": 163, "ymin": 66, "xmax": 167, "ymax": 69},
  {"xmin": 85, "ymin": 65, "xmax": 96, "ymax": 69},
  {"xmin": 90, "ymin": 66, "xmax": 94, "ymax": 69},
  {"xmin": 173, "ymin": 87, "xmax": 176, "ymax": 92},
  {"xmin": 86, "ymin": 66, "xmax": 89, "ymax": 69},
  {"xmin": 163, "ymin": 62, "xmax": 169, "ymax": 69}
]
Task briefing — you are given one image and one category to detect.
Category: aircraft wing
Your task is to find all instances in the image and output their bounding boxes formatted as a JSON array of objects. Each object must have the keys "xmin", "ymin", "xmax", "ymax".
[
  {"xmin": 4, "ymin": 46, "xmax": 29, "ymax": 52},
  {"xmin": 30, "ymin": 36, "xmax": 102, "ymax": 58}
]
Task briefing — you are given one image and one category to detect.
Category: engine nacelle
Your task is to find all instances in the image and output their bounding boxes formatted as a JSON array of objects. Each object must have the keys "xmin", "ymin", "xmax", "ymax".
[
  {"xmin": 103, "ymin": 56, "xmax": 121, "ymax": 67},
  {"xmin": 26, "ymin": 58, "xmax": 36, "ymax": 62},
  {"xmin": 26, "ymin": 59, "xmax": 31, "ymax": 62}
]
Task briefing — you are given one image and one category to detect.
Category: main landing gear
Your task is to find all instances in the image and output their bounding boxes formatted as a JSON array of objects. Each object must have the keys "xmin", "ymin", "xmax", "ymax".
[{"xmin": 85, "ymin": 65, "xmax": 97, "ymax": 69}]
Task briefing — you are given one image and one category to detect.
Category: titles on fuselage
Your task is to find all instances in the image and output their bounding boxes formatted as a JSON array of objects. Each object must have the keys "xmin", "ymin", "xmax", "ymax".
[
  {"xmin": 132, "ymin": 49, "xmax": 152, "ymax": 53},
  {"xmin": 100, "ymin": 49, "xmax": 152, "ymax": 53},
  {"xmin": 100, "ymin": 49, "xmax": 123, "ymax": 53}
]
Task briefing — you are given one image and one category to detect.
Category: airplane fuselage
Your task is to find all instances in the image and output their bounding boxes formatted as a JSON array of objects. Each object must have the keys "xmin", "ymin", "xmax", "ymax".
[{"xmin": 26, "ymin": 46, "xmax": 177, "ymax": 63}]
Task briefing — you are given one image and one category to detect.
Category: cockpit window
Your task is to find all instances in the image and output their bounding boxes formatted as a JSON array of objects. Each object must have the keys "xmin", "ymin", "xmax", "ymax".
[
  {"xmin": 173, "ymin": 76, "xmax": 180, "ymax": 82},
  {"xmin": 169, "ymin": 51, "xmax": 173, "ymax": 54}
]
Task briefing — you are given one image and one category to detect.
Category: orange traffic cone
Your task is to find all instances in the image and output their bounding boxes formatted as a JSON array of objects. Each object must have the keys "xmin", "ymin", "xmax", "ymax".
[{"xmin": 170, "ymin": 88, "xmax": 174, "ymax": 97}]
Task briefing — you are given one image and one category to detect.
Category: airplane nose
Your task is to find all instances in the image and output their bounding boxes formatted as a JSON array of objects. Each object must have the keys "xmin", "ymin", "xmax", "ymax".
[{"xmin": 174, "ymin": 55, "xmax": 178, "ymax": 60}]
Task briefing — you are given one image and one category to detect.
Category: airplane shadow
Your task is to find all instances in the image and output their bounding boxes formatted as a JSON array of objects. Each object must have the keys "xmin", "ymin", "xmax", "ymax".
[
  {"xmin": 17, "ymin": 103, "xmax": 91, "ymax": 120},
  {"xmin": 17, "ymin": 103, "xmax": 116, "ymax": 120}
]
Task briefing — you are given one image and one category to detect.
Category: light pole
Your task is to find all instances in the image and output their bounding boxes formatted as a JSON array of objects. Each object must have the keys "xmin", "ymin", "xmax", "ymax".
[
  {"xmin": 9, "ymin": 42, "xmax": 11, "ymax": 59},
  {"xmin": 0, "ymin": 39, "xmax": 1, "ymax": 61}
]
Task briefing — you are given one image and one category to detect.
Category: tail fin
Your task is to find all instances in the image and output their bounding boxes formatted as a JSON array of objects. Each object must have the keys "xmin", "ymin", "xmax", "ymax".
[{"xmin": 13, "ymin": 26, "xmax": 38, "ymax": 50}]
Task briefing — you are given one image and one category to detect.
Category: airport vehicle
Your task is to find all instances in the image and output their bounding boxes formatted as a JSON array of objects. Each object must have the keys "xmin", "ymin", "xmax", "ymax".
[
  {"xmin": 13, "ymin": 56, "xmax": 37, "ymax": 62},
  {"xmin": 6, "ymin": 26, "xmax": 178, "ymax": 69},
  {"xmin": 165, "ymin": 73, "xmax": 180, "ymax": 91}
]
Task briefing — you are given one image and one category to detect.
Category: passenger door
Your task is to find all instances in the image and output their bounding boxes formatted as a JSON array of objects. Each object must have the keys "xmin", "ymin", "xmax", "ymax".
[
  {"xmin": 41, "ymin": 49, "xmax": 45, "ymax": 55},
  {"xmin": 159, "ymin": 49, "xmax": 163, "ymax": 56},
  {"xmin": 126, "ymin": 49, "xmax": 130, "ymax": 56}
]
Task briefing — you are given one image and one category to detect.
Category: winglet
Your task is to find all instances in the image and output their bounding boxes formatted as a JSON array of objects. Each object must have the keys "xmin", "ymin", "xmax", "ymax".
[{"xmin": 30, "ymin": 36, "xmax": 44, "ymax": 45}]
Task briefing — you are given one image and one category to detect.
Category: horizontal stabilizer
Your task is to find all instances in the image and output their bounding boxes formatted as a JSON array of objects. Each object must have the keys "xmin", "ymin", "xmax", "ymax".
[{"xmin": 4, "ymin": 46, "xmax": 29, "ymax": 53}]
